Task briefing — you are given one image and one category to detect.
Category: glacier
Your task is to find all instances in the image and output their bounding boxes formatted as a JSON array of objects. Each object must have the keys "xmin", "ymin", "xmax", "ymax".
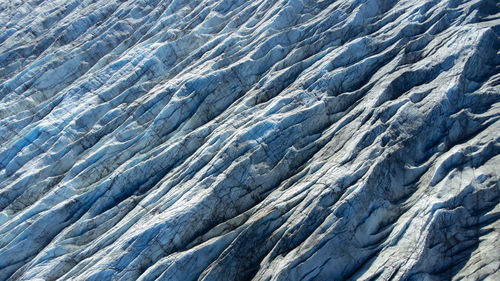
[{"xmin": 0, "ymin": 0, "xmax": 499, "ymax": 280}]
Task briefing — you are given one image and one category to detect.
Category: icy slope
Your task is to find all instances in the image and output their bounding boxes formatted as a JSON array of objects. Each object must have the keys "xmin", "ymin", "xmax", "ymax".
[{"xmin": 0, "ymin": 0, "xmax": 499, "ymax": 280}]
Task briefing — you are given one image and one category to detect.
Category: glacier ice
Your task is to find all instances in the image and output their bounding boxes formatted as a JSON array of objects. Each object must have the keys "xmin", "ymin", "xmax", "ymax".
[{"xmin": 0, "ymin": 0, "xmax": 499, "ymax": 280}]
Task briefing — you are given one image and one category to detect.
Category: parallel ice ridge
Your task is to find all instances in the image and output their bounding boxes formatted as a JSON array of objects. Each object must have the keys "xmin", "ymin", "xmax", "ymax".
[{"xmin": 0, "ymin": 0, "xmax": 499, "ymax": 280}]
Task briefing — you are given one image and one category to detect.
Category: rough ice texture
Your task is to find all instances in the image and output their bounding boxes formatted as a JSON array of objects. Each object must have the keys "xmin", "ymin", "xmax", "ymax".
[{"xmin": 0, "ymin": 0, "xmax": 499, "ymax": 280}]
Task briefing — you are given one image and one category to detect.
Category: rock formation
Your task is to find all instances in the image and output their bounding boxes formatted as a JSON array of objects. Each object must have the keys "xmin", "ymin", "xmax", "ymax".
[{"xmin": 0, "ymin": 0, "xmax": 499, "ymax": 280}]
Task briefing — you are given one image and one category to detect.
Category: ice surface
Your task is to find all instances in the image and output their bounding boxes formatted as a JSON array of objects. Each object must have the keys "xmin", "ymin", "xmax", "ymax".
[{"xmin": 0, "ymin": 0, "xmax": 499, "ymax": 280}]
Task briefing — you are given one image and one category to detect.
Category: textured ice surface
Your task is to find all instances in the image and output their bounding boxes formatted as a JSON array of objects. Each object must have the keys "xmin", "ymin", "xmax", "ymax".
[{"xmin": 0, "ymin": 0, "xmax": 499, "ymax": 280}]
